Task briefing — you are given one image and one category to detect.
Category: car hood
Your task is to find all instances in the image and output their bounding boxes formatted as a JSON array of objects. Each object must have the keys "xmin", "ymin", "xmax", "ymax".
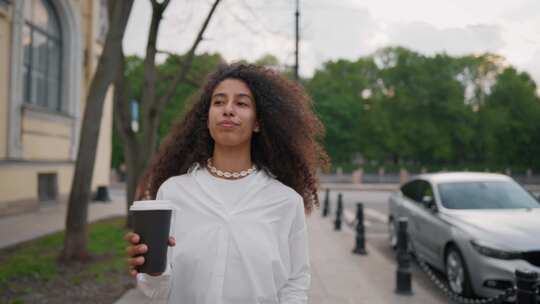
[{"xmin": 443, "ymin": 208, "xmax": 540, "ymax": 251}]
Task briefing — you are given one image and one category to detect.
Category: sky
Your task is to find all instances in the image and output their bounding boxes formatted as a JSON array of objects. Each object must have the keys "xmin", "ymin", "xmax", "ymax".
[{"xmin": 123, "ymin": 0, "xmax": 540, "ymax": 85}]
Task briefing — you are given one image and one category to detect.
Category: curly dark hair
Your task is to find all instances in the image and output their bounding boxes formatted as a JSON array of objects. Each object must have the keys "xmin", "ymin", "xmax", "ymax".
[{"xmin": 143, "ymin": 63, "xmax": 329, "ymax": 215}]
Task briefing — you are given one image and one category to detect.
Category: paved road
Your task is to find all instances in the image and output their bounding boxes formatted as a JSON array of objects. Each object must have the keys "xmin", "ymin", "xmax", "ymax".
[
  {"xmin": 318, "ymin": 190, "xmax": 459, "ymax": 304},
  {"xmin": 319, "ymin": 190, "xmax": 390, "ymax": 234}
]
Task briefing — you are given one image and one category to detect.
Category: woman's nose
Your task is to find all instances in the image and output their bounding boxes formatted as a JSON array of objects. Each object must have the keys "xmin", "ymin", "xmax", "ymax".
[{"xmin": 223, "ymin": 101, "xmax": 235, "ymax": 116}]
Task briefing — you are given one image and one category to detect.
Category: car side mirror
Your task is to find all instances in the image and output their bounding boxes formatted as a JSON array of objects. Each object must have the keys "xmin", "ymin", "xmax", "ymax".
[{"xmin": 422, "ymin": 195, "xmax": 437, "ymax": 212}]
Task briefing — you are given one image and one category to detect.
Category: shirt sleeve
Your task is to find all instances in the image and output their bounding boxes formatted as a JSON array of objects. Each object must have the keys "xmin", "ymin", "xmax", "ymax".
[
  {"xmin": 136, "ymin": 265, "xmax": 172, "ymax": 302},
  {"xmin": 135, "ymin": 181, "xmax": 173, "ymax": 302},
  {"xmin": 278, "ymin": 195, "xmax": 311, "ymax": 304}
]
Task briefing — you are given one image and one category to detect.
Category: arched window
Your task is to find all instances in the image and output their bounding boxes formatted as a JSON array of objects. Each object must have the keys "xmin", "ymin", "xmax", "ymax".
[{"xmin": 22, "ymin": 0, "xmax": 62, "ymax": 112}]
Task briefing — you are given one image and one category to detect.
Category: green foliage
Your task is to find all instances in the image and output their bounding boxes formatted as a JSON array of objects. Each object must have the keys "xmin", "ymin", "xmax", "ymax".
[
  {"xmin": 0, "ymin": 233, "xmax": 64, "ymax": 284},
  {"xmin": 306, "ymin": 47, "xmax": 540, "ymax": 172},
  {"xmin": 0, "ymin": 217, "xmax": 127, "ymax": 288},
  {"xmin": 479, "ymin": 68, "xmax": 540, "ymax": 169},
  {"xmin": 307, "ymin": 58, "xmax": 375, "ymax": 166},
  {"xmin": 157, "ymin": 53, "xmax": 223, "ymax": 138},
  {"xmin": 111, "ymin": 47, "xmax": 540, "ymax": 172},
  {"xmin": 254, "ymin": 54, "xmax": 280, "ymax": 67},
  {"xmin": 111, "ymin": 53, "xmax": 223, "ymax": 168},
  {"xmin": 111, "ymin": 119, "xmax": 124, "ymax": 169}
]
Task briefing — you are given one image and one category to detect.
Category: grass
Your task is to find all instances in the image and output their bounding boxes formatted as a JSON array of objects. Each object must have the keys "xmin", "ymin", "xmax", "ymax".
[{"xmin": 0, "ymin": 216, "xmax": 131, "ymax": 302}]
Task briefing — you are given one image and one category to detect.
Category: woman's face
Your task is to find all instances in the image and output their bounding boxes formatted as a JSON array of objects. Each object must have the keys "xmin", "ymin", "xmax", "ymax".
[{"xmin": 208, "ymin": 78, "xmax": 259, "ymax": 148}]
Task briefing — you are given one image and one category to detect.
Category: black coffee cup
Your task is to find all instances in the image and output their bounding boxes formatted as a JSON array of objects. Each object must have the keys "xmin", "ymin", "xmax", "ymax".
[{"xmin": 130, "ymin": 200, "xmax": 176, "ymax": 274}]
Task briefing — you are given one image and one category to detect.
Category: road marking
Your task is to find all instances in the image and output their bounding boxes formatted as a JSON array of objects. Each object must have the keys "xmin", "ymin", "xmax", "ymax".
[
  {"xmin": 343, "ymin": 209, "xmax": 355, "ymax": 225},
  {"xmin": 364, "ymin": 208, "xmax": 388, "ymax": 224},
  {"xmin": 343, "ymin": 207, "xmax": 388, "ymax": 224},
  {"xmin": 343, "ymin": 209, "xmax": 372, "ymax": 227}
]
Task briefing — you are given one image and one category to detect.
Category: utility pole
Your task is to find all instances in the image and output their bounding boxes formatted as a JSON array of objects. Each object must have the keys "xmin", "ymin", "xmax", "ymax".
[{"xmin": 294, "ymin": 0, "xmax": 300, "ymax": 80}]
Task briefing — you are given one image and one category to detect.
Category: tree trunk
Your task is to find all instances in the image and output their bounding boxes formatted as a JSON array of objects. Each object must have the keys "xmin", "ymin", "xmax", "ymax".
[
  {"xmin": 112, "ymin": 49, "xmax": 149, "ymax": 228},
  {"xmin": 125, "ymin": 154, "xmax": 143, "ymax": 228},
  {"xmin": 113, "ymin": 0, "xmax": 222, "ymax": 229},
  {"xmin": 60, "ymin": 0, "xmax": 134, "ymax": 263}
]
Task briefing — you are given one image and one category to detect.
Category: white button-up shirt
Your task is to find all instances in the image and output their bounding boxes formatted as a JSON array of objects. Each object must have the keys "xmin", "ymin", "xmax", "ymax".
[{"xmin": 136, "ymin": 167, "xmax": 310, "ymax": 304}]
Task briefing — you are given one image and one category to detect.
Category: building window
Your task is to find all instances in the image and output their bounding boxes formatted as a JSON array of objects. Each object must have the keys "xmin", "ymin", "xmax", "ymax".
[
  {"xmin": 38, "ymin": 172, "xmax": 58, "ymax": 202},
  {"xmin": 22, "ymin": 0, "xmax": 63, "ymax": 112}
]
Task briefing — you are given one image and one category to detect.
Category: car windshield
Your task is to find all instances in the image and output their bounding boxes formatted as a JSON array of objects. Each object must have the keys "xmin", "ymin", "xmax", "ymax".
[{"xmin": 438, "ymin": 181, "xmax": 540, "ymax": 209}]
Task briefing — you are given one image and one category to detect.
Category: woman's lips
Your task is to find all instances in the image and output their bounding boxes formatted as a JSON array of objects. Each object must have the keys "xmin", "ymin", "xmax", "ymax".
[{"xmin": 218, "ymin": 121, "xmax": 238, "ymax": 128}]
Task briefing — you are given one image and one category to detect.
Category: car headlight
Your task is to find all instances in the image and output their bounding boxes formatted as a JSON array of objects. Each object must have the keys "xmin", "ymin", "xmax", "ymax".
[{"xmin": 470, "ymin": 240, "xmax": 522, "ymax": 260}]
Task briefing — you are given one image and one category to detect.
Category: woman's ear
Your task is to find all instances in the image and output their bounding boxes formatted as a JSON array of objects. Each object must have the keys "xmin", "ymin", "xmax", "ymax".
[{"xmin": 253, "ymin": 121, "xmax": 260, "ymax": 133}]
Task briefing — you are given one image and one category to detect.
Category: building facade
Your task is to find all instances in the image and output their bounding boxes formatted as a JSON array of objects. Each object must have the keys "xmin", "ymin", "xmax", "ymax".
[{"xmin": 0, "ymin": 0, "xmax": 113, "ymax": 216}]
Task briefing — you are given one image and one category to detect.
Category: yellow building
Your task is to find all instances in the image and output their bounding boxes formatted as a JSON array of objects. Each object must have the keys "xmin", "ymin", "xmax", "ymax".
[{"xmin": 0, "ymin": 0, "xmax": 113, "ymax": 216}]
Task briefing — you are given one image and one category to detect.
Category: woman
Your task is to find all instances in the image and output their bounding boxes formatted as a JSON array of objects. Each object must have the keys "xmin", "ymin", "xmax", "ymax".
[{"xmin": 125, "ymin": 64, "xmax": 329, "ymax": 303}]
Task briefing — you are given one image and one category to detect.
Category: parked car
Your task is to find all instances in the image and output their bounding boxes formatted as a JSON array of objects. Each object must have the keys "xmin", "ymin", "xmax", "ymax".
[{"xmin": 388, "ymin": 172, "xmax": 540, "ymax": 298}]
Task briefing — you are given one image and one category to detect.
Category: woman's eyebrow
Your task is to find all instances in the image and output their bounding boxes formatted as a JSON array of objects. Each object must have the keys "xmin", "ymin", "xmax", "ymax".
[
  {"xmin": 236, "ymin": 93, "xmax": 254, "ymax": 101},
  {"xmin": 212, "ymin": 93, "xmax": 227, "ymax": 99}
]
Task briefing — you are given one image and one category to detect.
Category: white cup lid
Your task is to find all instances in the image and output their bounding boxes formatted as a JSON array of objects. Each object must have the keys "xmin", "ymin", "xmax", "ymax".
[{"xmin": 129, "ymin": 200, "xmax": 178, "ymax": 211}]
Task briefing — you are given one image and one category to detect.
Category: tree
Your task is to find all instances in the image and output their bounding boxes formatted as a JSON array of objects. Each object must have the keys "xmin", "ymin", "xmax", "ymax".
[
  {"xmin": 60, "ymin": 0, "xmax": 134, "ymax": 262},
  {"xmin": 114, "ymin": 0, "xmax": 222, "ymax": 227},
  {"xmin": 306, "ymin": 46, "xmax": 540, "ymax": 172},
  {"xmin": 306, "ymin": 58, "xmax": 377, "ymax": 169},
  {"xmin": 156, "ymin": 53, "xmax": 224, "ymax": 138},
  {"xmin": 480, "ymin": 68, "xmax": 540, "ymax": 169},
  {"xmin": 111, "ymin": 53, "xmax": 223, "ymax": 172}
]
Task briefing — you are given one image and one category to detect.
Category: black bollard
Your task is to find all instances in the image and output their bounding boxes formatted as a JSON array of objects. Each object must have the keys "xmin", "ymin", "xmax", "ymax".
[
  {"xmin": 516, "ymin": 269, "xmax": 538, "ymax": 304},
  {"xmin": 322, "ymin": 189, "xmax": 330, "ymax": 217},
  {"xmin": 395, "ymin": 218, "xmax": 412, "ymax": 295},
  {"xmin": 93, "ymin": 185, "xmax": 111, "ymax": 202},
  {"xmin": 334, "ymin": 193, "xmax": 343, "ymax": 231},
  {"xmin": 352, "ymin": 202, "xmax": 368, "ymax": 255}
]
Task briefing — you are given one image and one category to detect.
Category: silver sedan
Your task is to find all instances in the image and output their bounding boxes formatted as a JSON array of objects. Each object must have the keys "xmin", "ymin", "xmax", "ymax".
[{"xmin": 388, "ymin": 172, "xmax": 540, "ymax": 298}]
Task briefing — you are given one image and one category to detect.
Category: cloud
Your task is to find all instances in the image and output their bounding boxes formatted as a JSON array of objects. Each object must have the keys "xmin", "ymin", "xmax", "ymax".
[
  {"xmin": 303, "ymin": 7, "xmax": 380, "ymax": 58},
  {"xmin": 123, "ymin": 1, "xmax": 539, "ymax": 84},
  {"xmin": 386, "ymin": 22, "xmax": 505, "ymax": 55},
  {"xmin": 524, "ymin": 49, "xmax": 540, "ymax": 89},
  {"xmin": 123, "ymin": 0, "xmax": 151, "ymax": 56},
  {"xmin": 296, "ymin": 5, "xmax": 382, "ymax": 76},
  {"xmin": 500, "ymin": 0, "xmax": 540, "ymax": 22}
]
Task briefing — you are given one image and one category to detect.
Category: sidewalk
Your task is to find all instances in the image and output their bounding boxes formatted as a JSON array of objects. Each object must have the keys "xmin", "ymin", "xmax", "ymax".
[
  {"xmin": 0, "ymin": 185, "xmax": 127, "ymax": 249},
  {"xmin": 0, "ymin": 185, "xmax": 444, "ymax": 303},
  {"xmin": 116, "ymin": 208, "xmax": 444, "ymax": 304}
]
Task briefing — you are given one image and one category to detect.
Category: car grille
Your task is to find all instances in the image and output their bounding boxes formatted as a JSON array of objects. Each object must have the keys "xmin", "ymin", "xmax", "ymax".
[{"xmin": 523, "ymin": 251, "xmax": 540, "ymax": 267}]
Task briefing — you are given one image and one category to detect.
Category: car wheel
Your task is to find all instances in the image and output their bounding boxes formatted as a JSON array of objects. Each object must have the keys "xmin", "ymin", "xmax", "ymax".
[
  {"xmin": 388, "ymin": 219, "xmax": 398, "ymax": 249},
  {"xmin": 445, "ymin": 246, "xmax": 474, "ymax": 297}
]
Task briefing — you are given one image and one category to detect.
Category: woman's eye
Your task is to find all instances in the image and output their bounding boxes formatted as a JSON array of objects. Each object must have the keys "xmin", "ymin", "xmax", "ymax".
[{"xmin": 213, "ymin": 100, "xmax": 223, "ymax": 105}]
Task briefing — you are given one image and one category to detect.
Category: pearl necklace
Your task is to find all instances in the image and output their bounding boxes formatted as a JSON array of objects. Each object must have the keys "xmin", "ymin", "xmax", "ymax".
[{"xmin": 206, "ymin": 158, "xmax": 256, "ymax": 179}]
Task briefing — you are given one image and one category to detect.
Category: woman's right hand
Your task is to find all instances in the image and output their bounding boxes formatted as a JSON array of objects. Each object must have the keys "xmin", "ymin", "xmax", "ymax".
[{"xmin": 124, "ymin": 232, "xmax": 176, "ymax": 277}]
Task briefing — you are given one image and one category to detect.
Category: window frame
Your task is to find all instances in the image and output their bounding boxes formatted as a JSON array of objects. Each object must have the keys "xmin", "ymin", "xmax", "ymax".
[
  {"xmin": 401, "ymin": 180, "xmax": 421, "ymax": 203},
  {"xmin": 401, "ymin": 179, "xmax": 435, "ymax": 206},
  {"xmin": 22, "ymin": 0, "xmax": 63, "ymax": 113}
]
